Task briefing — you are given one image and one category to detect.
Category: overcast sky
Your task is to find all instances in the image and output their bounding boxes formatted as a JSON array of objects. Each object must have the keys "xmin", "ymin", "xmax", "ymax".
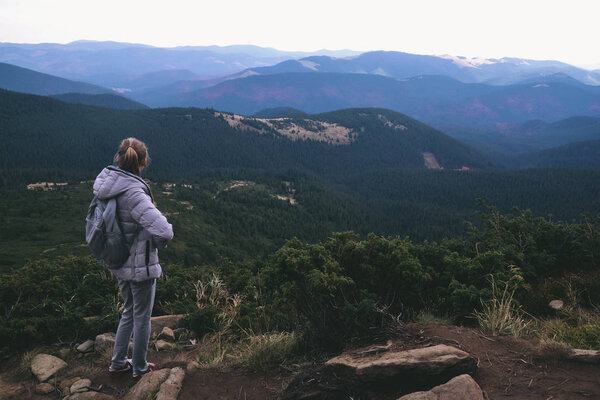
[{"xmin": 0, "ymin": 0, "xmax": 597, "ymax": 67}]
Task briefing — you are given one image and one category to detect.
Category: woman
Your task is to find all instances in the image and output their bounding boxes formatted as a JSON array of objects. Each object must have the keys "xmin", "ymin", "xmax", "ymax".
[{"xmin": 93, "ymin": 138, "xmax": 173, "ymax": 379}]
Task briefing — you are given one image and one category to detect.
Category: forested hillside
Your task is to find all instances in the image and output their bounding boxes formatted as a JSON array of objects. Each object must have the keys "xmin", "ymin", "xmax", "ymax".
[{"xmin": 0, "ymin": 89, "xmax": 490, "ymax": 186}]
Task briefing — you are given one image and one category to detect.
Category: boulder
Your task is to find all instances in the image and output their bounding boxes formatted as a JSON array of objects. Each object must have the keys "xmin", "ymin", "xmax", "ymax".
[
  {"xmin": 155, "ymin": 340, "xmax": 174, "ymax": 351},
  {"xmin": 157, "ymin": 327, "xmax": 175, "ymax": 342},
  {"xmin": 155, "ymin": 367, "xmax": 186, "ymax": 400},
  {"xmin": 35, "ymin": 382, "xmax": 55, "ymax": 394},
  {"xmin": 567, "ymin": 348, "xmax": 600, "ymax": 363},
  {"xmin": 326, "ymin": 344, "xmax": 476, "ymax": 382},
  {"xmin": 150, "ymin": 315, "xmax": 185, "ymax": 337},
  {"xmin": 95, "ymin": 333, "xmax": 116, "ymax": 353},
  {"xmin": 77, "ymin": 340, "xmax": 95, "ymax": 353},
  {"xmin": 397, "ymin": 374, "xmax": 484, "ymax": 400},
  {"xmin": 549, "ymin": 300, "xmax": 564, "ymax": 311},
  {"xmin": 124, "ymin": 369, "xmax": 170, "ymax": 400},
  {"xmin": 70, "ymin": 378, "xmax": 92, "ymax": 394},
  {"xmin": 30, "ymin": 354, "xmax": 68, "ymax": 382},
  {"xmin": 95, "ymin": 333, "xmax": 134, "ymax": 353},
  {"xmin": 282, "ymin": 344, "xmax": 477, "ymax": 399}
]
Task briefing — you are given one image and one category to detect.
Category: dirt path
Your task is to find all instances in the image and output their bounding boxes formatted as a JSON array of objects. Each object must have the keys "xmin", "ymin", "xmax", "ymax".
[
  {"xmin": 413, "ymin": 322, "xmax": 600, "ymax": 399},
  {"xmin": 4, "ymin": 322, "xmax": 600, "ymax": 399}
]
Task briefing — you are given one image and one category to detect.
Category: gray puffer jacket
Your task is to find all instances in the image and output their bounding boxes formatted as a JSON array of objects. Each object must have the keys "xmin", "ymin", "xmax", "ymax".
[{"xmin": 93, "ymin": 166, "xmax": 173, "ymax": 281}]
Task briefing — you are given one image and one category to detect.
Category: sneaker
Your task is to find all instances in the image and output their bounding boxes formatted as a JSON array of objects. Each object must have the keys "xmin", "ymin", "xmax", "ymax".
[
  {"xmin": 132, "ymin": 362, "xmax": 159, "ymax": 380},
  {"xmin": 108, "ymin": 358, "xmax": 132, "ymax": 376}
]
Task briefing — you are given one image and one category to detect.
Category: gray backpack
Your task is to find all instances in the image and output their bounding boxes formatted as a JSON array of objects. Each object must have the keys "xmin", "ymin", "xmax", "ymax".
[{"xmin": 85, "ymin": 196, "xmax": 131, "ymax": 269}]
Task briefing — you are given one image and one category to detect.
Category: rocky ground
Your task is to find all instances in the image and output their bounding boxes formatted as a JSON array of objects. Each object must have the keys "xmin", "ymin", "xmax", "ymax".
[{"xmin": 2, "ymin": 318, "xmax": 600, "ymax": 399}]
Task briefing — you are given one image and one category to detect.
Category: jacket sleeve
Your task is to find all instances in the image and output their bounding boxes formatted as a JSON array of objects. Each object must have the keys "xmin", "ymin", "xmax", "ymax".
[{"xmin": 128, "ymin": 188, "xmax": 174, "ymax": 248}]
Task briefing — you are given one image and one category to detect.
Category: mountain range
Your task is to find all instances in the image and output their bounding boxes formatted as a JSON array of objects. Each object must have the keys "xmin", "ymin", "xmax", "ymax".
[{"xmin": 136, "ymin": 72, "xmax": 600, "ymax": 127}]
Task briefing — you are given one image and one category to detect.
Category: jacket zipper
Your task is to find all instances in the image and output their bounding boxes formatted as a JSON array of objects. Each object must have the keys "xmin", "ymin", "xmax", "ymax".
[{"xmin": 145, "ymin": 240, "xmax": 150, "ymax": 276}]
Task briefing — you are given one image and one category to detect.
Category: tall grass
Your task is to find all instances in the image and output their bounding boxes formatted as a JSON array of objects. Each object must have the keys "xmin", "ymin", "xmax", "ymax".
[{"xmin": 473, "ymin": 272, "xmax": 532, "ymax": 337}]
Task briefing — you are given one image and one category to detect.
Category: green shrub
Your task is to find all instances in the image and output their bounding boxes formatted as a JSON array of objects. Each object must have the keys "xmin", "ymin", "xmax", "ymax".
[{"xmin": 182, "ymin": 306, "xmax": 217, "ymax": 338}]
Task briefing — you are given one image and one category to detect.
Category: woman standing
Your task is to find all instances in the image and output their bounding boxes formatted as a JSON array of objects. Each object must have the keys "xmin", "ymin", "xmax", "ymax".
[{"xmin": 93, "ymin": 138, "xmax": 173, "ymax": 379}]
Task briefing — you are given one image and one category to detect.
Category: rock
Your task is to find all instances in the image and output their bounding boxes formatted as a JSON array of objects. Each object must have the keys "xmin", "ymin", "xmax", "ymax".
[
  {"xmin": 77, "ymin": 340, "xmax": 95, "ymax": 353},
  {"xmin": 326, "ymin": 344, "xmax": 476, "ymax": 382},
  {"xmin": 155, "ymin": 367, "xmax": 186, "ymax": 400},
  {"xmin": 60, "ymin": 377, "xmax": 82, "ymax": 395},
  {"xmin": 95, "ymin": 333, "xmax": 134, "ymax": 353},
  {"xmin": 70, "ymin": 378, "xmax": 92, "ymax": 394},
  {"xmin": 283, "ymin": 344, "xmax": 478, "ymax": 399},
  {"xmin": 155, "ymin": 340, "xmax": 174, "ymax": 351},
  {"xmin": 95, "ymin": 333, "xmax": 116, "ymax": 353},
  {"xmin": 172, "ymin": 328, "xmax": 189, "ymax": 341},
  {"xmin": 186, "ymin": 361, "xmax": 200, "ymax": 372},
  {"xmin": 35, "ymin": 382, "xmax": 55, "ymax": 394},
  {"xmin": 68, "ymin": 392, "xmax": 115, "ymax": 399},
  {"xmin": 31, "ymin": 354, "xmax": 68, "ymax": 382},
  {"xmin": 157, "ymin": 327, "xmax": 175, "ymax": 342},
  {"xmin": 567, "ymin": 348, "xmax": 600, "ymax": 363},
  {"xmin": 397, "ymin": 374, "xmax": 484, "ymax": 399},
  {"xmin": 150, "ymin": 314, "xmax": 185, "ymax": 337},
  {"xmin": 549, "ymin": 300, "xmax": 564, "ymax": 311},
  {"xmin": 59, "ymin": 348, "xmax": 71, "ymax": 360},
  {"xmin": 124, "ymin": 369, "xmax": 170, "ymax": 400}
]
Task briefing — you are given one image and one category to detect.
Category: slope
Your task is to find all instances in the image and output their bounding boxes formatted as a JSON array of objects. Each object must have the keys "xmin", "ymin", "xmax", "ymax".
[
  {"xmin": 0, "ymin": 62, "xmax": 112, "ymax": 95},
  {"xmin": 51, "ymin": 92, "xmax": 149, "ymax": 109},
  {"xmin": 0, "ymin": 89, "xmax": 490, "ymax": 184}
]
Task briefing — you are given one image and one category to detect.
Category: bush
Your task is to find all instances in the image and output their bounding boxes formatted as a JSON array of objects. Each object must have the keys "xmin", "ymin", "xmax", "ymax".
[{"xmin": 182, "ymin": 307, "xmax": 217, "ymax": 338}]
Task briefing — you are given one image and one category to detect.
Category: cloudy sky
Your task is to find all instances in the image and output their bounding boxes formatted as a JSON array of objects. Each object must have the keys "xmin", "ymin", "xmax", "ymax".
[{"xmin": 0, "ymin": 0, "xmax": 597, "ymax": 67}]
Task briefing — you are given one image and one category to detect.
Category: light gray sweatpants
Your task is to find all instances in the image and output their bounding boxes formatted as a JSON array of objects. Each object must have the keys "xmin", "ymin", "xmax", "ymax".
[{"xmin": 110, "ymin": 278, "xmax": 156, "ymax": 375}]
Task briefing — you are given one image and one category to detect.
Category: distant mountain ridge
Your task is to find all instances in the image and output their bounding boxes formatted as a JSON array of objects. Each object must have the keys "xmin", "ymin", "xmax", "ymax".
[
  {"xmin": 138, "ymin": 72, "xmax": 600, "ymax": 126},
  {"xmin": 230, "ymin": 51, "xmax": 600, "ymax": 86},
  {"xmin": 0, "ymin": 41, "xmax": 360, "ymax": 84},
  {"xmin": 51, "ymin": 93, "xmax": 149, "ymax": 109},
  {"xmin": 0, "ymin": 62, "xmax": 112, "ymax": 96}
]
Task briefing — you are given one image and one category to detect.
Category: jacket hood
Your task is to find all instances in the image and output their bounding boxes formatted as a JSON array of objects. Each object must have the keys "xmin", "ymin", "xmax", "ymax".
[{"xmin": 93, "ymin": 166, "xmax": 149, "ymax": 199}]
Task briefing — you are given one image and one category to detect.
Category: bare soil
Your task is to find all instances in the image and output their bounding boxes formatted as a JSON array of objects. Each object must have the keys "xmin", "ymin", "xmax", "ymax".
[
  {"xmin": 415, "ymin": 322, "xmax": 600, "ymax": 400},
  {"xmin": 3, "ymin": 322, "xmax": 600, "ymax": 399}
]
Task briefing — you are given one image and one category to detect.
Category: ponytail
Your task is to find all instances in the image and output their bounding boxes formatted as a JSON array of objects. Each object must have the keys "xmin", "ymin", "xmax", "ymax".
[{"xmin": 113, "ymin": 137, "xmax": 149, "ymax": 176}]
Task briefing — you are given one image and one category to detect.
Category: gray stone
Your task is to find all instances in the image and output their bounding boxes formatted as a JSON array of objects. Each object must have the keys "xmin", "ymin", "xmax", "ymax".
[
  {"xmin": 567, "ymin": 348, "xmax": 600, "ymax": 363},
  {"xmin": 397, "ymin": 374, "xmax": 484, "ymax": 400},
  {"xmin": 124, "ymin": 369, "xmax": 170, "ymax": 400},
  {"xmin": 150, "ymin": 314, "xmax": 185, "ymax": 337},
  {"xmin": 186, "ymin": 361, "xmax": 200, "ymax": 372},
  {"xmin": 155, "ymin": 339, "xmax": 174, "ymax": 351},
  {"xmin": 35, "ymin": 382, "xmax": 55, "ymax": 394},
  {"xmin": 77, "ymin": 340, "xmax": 95, "ymax": 353},
  {"xmin": 157, "ymin": 327, "xmax": 175, "ymax": 342},
  {"xmin": 68, "ymin": 392, "xmax": 115, "ymax": 400},
  {"xmin": 326, "ymin": 344, "xmax": 476, "ymax": 381},
  {"xmin": 60, "ymin": 376, "xmax": 81, "ymax": 395},
  {"xmin": 155, "ymin": 367, "xmax": 186, "ymax": 400},
  {"xmin": 549, "ymin": 300, "xmax": 564, "ymax": 310},
  {"xmin": 70, "ymin": 378, "xmax": 92, "ymax": 394},
  {"xmin": 59, "ymin": 348, "xmax": 70, "ymax": 360},
  {"xmin": 31, "ymin": 354, "xmax": 68, "ymax": 382},
  {"xmin": 94, "ymin": 333, "xmax": 116, "ymax": 353},
  {"xmin": 95, "ymin": 333, "xmax": 134, "ymax": 353}
]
